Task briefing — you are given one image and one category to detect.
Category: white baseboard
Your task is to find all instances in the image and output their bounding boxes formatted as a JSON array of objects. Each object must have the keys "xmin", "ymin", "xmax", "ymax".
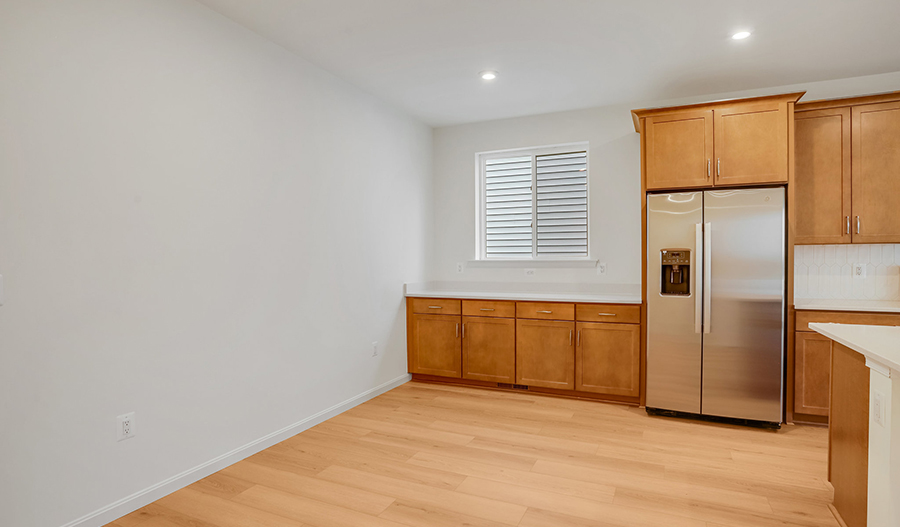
[{"xmin": 61, "ymin": 373, "xmax": 411, "ymax": 527}]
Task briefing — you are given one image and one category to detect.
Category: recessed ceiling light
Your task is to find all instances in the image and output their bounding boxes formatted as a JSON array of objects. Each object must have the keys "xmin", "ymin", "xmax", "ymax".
[
  {"xmin": 732, "ymin": 31, "xmax": 751, "ymax": 40},
  {"xmin": 480, "ymin": 70, "xmax": 498, "ymax": 81}
]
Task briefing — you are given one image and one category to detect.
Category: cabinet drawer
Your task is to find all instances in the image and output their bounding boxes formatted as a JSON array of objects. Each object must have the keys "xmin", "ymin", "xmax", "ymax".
[
  {"xmin": 462, "ymin": 299, "xmax": 515, "ymax": 318},
  {"xmin": 795, "ymin": 310, "xmax": 900, "ymax": 331},
  {"xmin": 516, "ymin": 302, "xmax": 575, "ymax": 321},
  {"xmin": 576, "ymin": 304, "xmax": 641, "ymax": 324},
  {"xmin": 409, "ymin": 298, "xmax": 461, "ymax": 315}
]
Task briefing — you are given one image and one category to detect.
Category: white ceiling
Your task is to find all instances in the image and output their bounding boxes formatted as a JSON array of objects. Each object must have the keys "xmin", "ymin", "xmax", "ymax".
[{"xmin": 197, "ymin": 0, "xmax": 900, "ymax": 126}]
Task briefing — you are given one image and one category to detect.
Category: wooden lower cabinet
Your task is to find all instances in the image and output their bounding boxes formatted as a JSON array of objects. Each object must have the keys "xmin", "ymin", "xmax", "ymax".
[
  {"xmin": 408, "ymin": 297, "xmax": 643, "ymax": 403},
  {"xmin": 829, "ymin": 343, "xmax": 869, "ymax": 527},
  {"xmin": 793, "ymin": 332, "xmax": 832, "ymax": 417},
  {"xmin": 515, "ymin": 319, "xmax": 575, "ymax": 390},
  {"xmin": 462, "ymin": 316, "xmax": 515, "ymax": 383},
  {"xmin": 576, "ymin": 322, "xmax": 640, "ymax": 397},
  {"xmin": 791, "ymin": 310, "xmax": 900, "ymax": 423},
  {"xmin": 409, "ymin": 313, "xmax": 461, "ymax": 377}
]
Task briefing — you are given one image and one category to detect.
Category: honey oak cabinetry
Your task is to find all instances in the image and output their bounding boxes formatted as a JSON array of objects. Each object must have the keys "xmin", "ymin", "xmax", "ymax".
[
  {"xmin": 643, "ymin": 110, "xmax": 713, "ymax": 189},
  {"xmin": 793, "ymin": 107, "xmax": 852, "ymax": 244},
  {"xmin": 634, "ymin": 93, "xmax": 800, "ymax": 191},
  {"xmin": 713, "ymin": 101, "xmax": 790, "ymax": 186},
  {"xmin": 513, "ymin": 301, "xmax": 576, "ymax": 390},
  {"xmin": 794, "ymin": 93, "xmax": 900, "ymax": 244},
  {"xmin": 461, "ymin": 300, "xmax": 515, "ymax": 383},
  {"xmin": 407, "ymin": 297, "xmax": 643, "ymax": 403},
  {"xmin": 576, "ymin": 322, "xmax": 640, "ymax": 397},
  {"xmin": 516, "ymin": 318, "xmax": 575, "ymax": 389},
  {"xmin": 791, "ymin": 310, "xmax": 900, "ymax": 423},
  {"xmin": 851, "ymin": 101, "xmax": 900, "ymax": 243},
  {"xmin": 829, "ymin": 343, "xmax": 870, "ymax": 527},
  {"xmin": 793, "ymin": 331, "xmax": 833, "ymax": 417},
  {"xmin": 409, "ymin": 313, "xmax": 461, "ymax": 377}
]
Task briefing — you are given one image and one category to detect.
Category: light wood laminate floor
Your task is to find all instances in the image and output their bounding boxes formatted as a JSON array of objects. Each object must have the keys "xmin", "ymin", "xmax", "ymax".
[{"xmin": 108, "ymin": 382, "xmax": 838, "ymax": 527}]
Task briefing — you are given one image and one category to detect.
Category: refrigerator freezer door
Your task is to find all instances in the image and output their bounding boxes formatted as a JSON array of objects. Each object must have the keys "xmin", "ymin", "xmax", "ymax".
[
  {"xmin": 702, "ymin": 188, "xmax": 785, "ymax": 423},
  {"xmin": 646, "ymin": 192, "xmax": 704, "ymax": 414}
]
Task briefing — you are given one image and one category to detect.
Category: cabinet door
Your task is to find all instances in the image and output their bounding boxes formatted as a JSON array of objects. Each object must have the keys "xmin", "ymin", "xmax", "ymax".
[
  {"xmin": 576, "ymin": 322, "xmax": 640, "ymax": 397},
  {"xmin": 714, "ymin": 102, "xmax": 789, "ymax": 186},
  {"xmin": 516, "ymin": 319, "xmax": 575, "ymax": 389},
  {"xmin": 793, "ymin": 332, "xmax": 832, "ymax": 417},
  {"xmin": 644, "ymin": 110, "xmax": 713, "ymax": 190},
  {"xmin": 409, "ymin": 314, "xmax": 461, "ymax": 377},
  {"xmin": 851, "ymin": 101, "xmax": 900, "ymax": 243},
  {"xmin": 794, "ymin": 108, "xmax": 852, "ymax": 245},
  {"xmin": 462, "ymin": 316, "xmax": 515, "ymax": 383}
]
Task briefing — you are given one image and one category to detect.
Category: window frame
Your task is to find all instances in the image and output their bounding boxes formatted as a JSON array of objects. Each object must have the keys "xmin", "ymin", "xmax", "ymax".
[{"xmin": 475, "ymin": 142, "xmax": 590, "ymax": 261}]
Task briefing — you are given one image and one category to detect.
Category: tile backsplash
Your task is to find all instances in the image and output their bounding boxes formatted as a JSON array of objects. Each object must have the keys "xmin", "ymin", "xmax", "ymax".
[{"xmin": 794, "ymin": 245, "xmax": 900, "ymax": 301}]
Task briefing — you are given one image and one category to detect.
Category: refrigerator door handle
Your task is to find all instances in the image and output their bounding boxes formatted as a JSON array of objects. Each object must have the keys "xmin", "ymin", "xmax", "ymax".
[
  {"xmin": 703, "ymin": 222, "xmax": 712, "ymax": 334},
  {"xmin": 694, "ymin": 222, "xmax": 703, "ymax": 334}
]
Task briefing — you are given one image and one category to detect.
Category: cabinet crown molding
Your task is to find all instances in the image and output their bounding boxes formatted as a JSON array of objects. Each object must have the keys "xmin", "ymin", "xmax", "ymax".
[
  {"xmin": 795, "ymin": 90, "xmax": 900, "ymax": 113},
  {"xmin": 631, "ymin": 91, "xmax": 806, "ymax": 133}
]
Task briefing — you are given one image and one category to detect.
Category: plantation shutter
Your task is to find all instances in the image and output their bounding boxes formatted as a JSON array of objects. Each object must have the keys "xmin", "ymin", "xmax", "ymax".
[
  {"xmin": 484, "ymin": 155, "xmax": 533, "ymax": 257},
  {"xmin": 535, "ymin": 151, "xmax": 588, "ymax": 256}
]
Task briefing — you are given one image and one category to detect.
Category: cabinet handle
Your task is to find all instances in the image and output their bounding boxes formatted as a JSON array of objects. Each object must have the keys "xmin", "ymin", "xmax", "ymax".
[
  {"xmin": 462, "ymin": 323, "xmax": 465, "ymax": 339},
  {"xmin": 428, "ymin": 305, "xmax": 443, "ymax": 309},
  {"xmin": 456, "ymin": 323, "xmax": 459, "ymax": 338},
  {"xmin": 707, "ymin": 159, "xmax": 710, "ymax": 178},
  {"xmin": 856, "ymin": 216, "xmax": 861, "ymax": 235},
  {"xmin": 597, "ymin": 313, "xmax": 616, "ymax": 317},
  {"xmin": 846, "ymin": 216, "xmax": 851, "ymax": 235},
  {"xmin": 576, "ymin": 330, "xmax": 581, "ymax": 347},
  {"xmin": 717, "ymin": 158, "xmax": 720, "ymax": 177},
  {"xmin": 569, "ymin": 330, "xmax": 573, "ymax": 346},
  {"xmin": 537, "ymin": 310, "xmax": 552, "ymax": 314},
  {"xmin": 479, "ymin": 308, "xmax": 495, "ymax": 311}
]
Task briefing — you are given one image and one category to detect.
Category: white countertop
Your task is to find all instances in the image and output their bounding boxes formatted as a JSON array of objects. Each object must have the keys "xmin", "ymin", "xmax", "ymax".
[
  {"xmin": 794, "ymin": 299, "xmax": 900, "ymax": 313},
  {"xmin": 404, "ymin": 281, "xmax": 642, "ymax": 304},
  {"xmin": 810, "ymin": 323, "xmax": 900, "ymax": 372}
]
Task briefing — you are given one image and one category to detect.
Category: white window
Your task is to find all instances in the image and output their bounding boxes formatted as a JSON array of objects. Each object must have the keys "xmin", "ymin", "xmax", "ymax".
[{"xmin": 477, "ymin": 143, "xmax": 589, "ymax": 260}]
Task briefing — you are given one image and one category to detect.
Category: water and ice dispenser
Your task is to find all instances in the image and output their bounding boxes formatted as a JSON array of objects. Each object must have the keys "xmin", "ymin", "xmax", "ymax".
[{"xmin": 660, "ymin": 249, "xmax": 691, "ymax": 296}]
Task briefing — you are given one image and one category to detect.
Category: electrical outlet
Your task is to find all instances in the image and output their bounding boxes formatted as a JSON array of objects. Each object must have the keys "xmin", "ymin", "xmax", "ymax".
[
  {"xmin": 524, "ymin": 268, "xmax": 536, "ymax": 277},
  {"xmin": 853, "ymin": 264, "xmax": 867, "ymax": 278},
  {"xmin": 597, "ymin": 262, "xmax": 607, "ymax": 275},
  {"xmin": 372, "ymin": 341, "xmax": 378, "ymax": 357},
  {"xmin": 874, "ymin": 391, "xmax": 885, "ymax": 427},
  {"xmin": 456, "ymin": 262, "xmax": 464, "ymax": 273},
  {"xmin": 117, "ymin": 412, "xmax": 135, "ymax": 441}
]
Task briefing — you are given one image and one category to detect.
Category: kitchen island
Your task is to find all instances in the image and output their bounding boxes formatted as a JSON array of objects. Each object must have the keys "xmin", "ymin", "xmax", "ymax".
[{"xmin": 810, "ymin": 323, "xmax": 900, "ymax": 527}]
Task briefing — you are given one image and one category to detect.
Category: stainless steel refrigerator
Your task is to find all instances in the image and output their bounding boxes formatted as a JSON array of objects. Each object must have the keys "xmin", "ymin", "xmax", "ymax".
[{"xmin": 646, "ymin": 187, "xmax": 785, "ymax": 426}]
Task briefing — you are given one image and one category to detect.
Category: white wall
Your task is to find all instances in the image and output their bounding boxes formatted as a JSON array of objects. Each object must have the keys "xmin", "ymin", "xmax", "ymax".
[
  {"xmin": 0, "ymin": 1, "xmax": 431, "ymax": 526},
  {"xmin": 431, "ymin": 71, "xmax": 900, "ymax": 287}
]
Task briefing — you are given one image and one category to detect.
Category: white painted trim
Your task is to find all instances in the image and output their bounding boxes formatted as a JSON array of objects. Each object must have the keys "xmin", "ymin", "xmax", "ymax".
[
  {"xmin": 466, "ymin": 259, "xmax": 598, "ymax": 268},
  {"xmin": 867, "ymin": 356, "xmax": 893, "ymax": 378},
  {"xmin": 59, "ymin": 373, "xmax": 411, "ymax": 527}
]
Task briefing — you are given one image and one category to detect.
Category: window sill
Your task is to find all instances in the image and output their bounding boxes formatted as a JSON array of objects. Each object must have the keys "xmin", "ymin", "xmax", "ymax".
[{"xmin": 466, "ymin": 259, "xmax": 599, "ymax": 269}]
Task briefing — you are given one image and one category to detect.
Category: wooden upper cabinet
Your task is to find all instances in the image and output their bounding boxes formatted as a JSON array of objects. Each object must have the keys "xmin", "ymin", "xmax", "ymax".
[
  {"xmin": 714, "ymin": 102, "xmax": 789, "ymax": 186},
  {"xmin": 794, "ymin": 108, "xmax": 852, "ymax": 244},
  {"xmin": 634, "ymin": 93, "xmax": 801, "ymax": 191},
  {"xmin": 409, "ymin": 313, "xmax": 461, "ymax": 377},
  {"xmin": 644, "ymin": 110, "xmax": 713, "ymax": 190},
  {"xmin": 516, "ymin": 319, "xmax": 575, "ymax": 390},
  {"xmin": 576, "ymin": 322, "xmax": 640, "ymax": 397},
  {"xmin": 462, "ymin": 316, "xmax": 515, "ymax": 383},
  {"xmin": 851, "ymin": 101, "xmax": 900, "ymax": 243}
]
